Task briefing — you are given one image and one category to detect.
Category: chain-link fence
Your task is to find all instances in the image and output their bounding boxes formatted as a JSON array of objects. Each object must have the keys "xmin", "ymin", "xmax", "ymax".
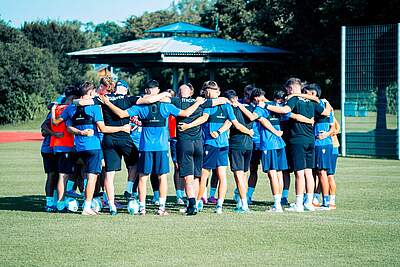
[{"xmin": 341, "ymin": 23, "xmax": 399, "ymax": 159}]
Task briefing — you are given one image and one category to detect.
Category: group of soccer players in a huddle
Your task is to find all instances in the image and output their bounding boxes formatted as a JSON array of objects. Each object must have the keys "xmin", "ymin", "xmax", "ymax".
[{"xmin": 40, "ymin": 76, "xmax": 339, "ymax": 216}]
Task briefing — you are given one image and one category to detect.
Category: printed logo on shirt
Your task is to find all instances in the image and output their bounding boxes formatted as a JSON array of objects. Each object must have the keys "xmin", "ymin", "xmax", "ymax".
[
  {"xmin": 205, "ymin": 150, "xmax": 209, "ymax": 156},
  {"xmin": 322, "ymin": 149, "xmax": 326, "ymax": 154}
]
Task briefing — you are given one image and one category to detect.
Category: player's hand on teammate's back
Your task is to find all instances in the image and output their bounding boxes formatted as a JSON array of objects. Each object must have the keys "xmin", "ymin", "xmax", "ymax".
[
  {"xmin": 178, "ymin": 122, "xmax": 189, "ymax": 131},
  {"xmin": 210, "ymin": 131, "xmax": 219, "ymax": 138},
  {"xmin": 121, "ymin": 124, "xmax": 131, "ymax": 133},
  {"xmin": 248, "ymin": 129, "xmax": 254, "ymax": 137}
]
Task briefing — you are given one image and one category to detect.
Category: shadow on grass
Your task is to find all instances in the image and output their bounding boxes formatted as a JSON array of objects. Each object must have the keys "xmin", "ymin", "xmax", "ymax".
[{"xmin": 0, "ymin": 195, "xmax": 274, "ymax": 213}]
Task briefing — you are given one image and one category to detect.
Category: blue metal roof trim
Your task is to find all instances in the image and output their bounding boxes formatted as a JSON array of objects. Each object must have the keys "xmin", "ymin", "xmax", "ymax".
[
  {"xmin": 146, "ymin": 22, "xmax": 215, "ymax": 34},
  {"xmin": 163, "ymin": 37, "xmax": 288, "ymax": 54}
]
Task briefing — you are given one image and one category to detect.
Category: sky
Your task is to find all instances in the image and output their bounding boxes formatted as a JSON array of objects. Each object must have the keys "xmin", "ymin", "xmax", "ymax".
[{"xmin": 0, "ymin": 0, "xmax": 174, "ymax": 27}]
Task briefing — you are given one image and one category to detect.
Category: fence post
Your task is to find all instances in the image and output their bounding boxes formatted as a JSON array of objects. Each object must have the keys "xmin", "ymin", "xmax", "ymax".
[
  {"xmin": 341, "ymin": 26, "xmax": 347, "ymax": 157},
  {"xmin": 397, "ymin": 23, "xmax": 400, "ymax": 159}
]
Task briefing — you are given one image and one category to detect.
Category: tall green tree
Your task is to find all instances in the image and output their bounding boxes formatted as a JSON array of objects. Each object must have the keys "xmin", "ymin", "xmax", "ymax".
[{"xmin": 21, "ymin": 20, "xmax": 93, "ymax": 90}]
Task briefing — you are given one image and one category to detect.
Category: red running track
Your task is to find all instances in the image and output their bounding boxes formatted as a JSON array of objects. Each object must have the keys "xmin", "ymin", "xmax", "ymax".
[{"xmin": 0, "ymin": 132, "xmax": 43, "ymax": 143}]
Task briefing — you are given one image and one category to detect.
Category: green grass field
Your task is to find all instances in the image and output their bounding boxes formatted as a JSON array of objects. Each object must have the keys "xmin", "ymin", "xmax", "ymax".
[{"xmin": 0, "ymin": 142, "xmax": 399, "ymax": 266}]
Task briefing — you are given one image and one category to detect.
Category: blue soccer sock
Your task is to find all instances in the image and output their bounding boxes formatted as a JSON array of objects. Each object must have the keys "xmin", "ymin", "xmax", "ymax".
[
  {"xmin": 153, "ymin": 191, "xmax": 159, "ymax": 201},
  {"xmin": 46, "ymin": 197, "xmax": 53, "ymax": 207},
  {"xmin": 52, "ymin": 190, "xmax": 58, "ymax": 205},
  {"xmin": 176, "ymin": 190, "xmax": 185, "ymax": 200},
  {"xmin": 323, "ymin": 195, "xmax": 330, "ymax": 207},
  {"xmin": 125, "ymin": 181, "xmax": 134, "ymax": 194},
  {"xmin": 209, "ymin": 187, "xmax": 217, "ymax": 198},
  {"xmin": 313, "ymin": 193, "xmax": 321, "ymax": 202},
  {"xmin": 247, "ymin": 187, "xmax": 255, "ymax": 200},
  {"xmin": 66, "ymin": 180, "xmax": 75, "ymax": 192},
  {"xmin": 282, "ymin": 189, "xmax": 289, "ymax": 199},
  {"xmin": 83, "ymin": 179, "xmax": 88, "ymax": 191}
]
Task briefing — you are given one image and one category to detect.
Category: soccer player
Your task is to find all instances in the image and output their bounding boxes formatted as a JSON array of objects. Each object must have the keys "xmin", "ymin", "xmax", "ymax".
[
  {"xmin": 304, "ymin": 83, "xmax": 335, "ymax": 210},
  {"xmin": 40, "ymin": 108, "xmax": 63, "ymax": 212},
  {"xmin": 63, "ymin": 81, "xmax": 131, "ymax": 215},
  {"xmin": 101, "ymin": 81, "xmax": 205, "ymax": 216},
  {"xmin": 171, "ymin": 83, "xmax": 226, "ymax": 215},
  {"xmin": 266, "ymin": 78, "xmax": 332, "ymax": 212},
  {"xmin": 327, "ymin": 116, "xmax": 339, "ymax": 209},
  {"xmin": 178, "ymin": 81, "xmax": 253, "ymax": 214},
  {"xmin": 50, "ymin": 86, "xmax": 79, "ymax": 212},
  {"xmin": 224, "ymin": 89, "xmax": 254, "ymax": 213},
  {"xmin": 74, "ymin": 78, "xmax": 169, "ymax": 215}
]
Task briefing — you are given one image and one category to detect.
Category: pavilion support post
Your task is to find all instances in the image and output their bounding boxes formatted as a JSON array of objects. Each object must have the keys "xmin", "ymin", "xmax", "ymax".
[
  {"xmin": 173, "ymin": 67, "xmax": 179, "ymax": 92},
  {"xmin": 209, "ymin": 67, "xmax": 216, "ymax": 81},
  {"xmin": 184, "ymin": 68, "xmax": 189, "ymax": 83}
]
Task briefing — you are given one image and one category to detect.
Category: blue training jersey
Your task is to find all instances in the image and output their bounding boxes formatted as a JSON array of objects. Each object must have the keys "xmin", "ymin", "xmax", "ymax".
[
  {"xmin": 127, "ymin": 102, "xmax": 181, "ymax": 151},
  {"xmin": 202, "ymin": 103, "xmax": 237, "ymax": 148},
  {"xmin": 254, "ymin": 106, "xmax": 285, "ymax": 150},
  {"xmin": 314, "ymin": 99, "xmax": 333, "ymax": 147},
  {"xmin": 63, "ymin": 105, "xmax": 103, "ymax": 152}
]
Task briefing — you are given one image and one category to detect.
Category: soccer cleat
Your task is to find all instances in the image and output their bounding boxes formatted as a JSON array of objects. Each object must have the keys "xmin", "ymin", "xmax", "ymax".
[
  {"xmin": 329, "ymin": 204, "xmax": 337, "ymax": 210},
  {"xmin": 280, "ymin": 197, "xmax": 289, "ymax": 206},
  {"xmin": 65, "ymin": 190, "xmax": 83, "ymax": 199},
  {"xmin": 139, "ymin": 208, "xmax": 146, "ymax": 216},
  {"xmin": 124, "ymin": 191, "xmax": 133, "ymax": 200},
  {"xmin": 318, "ymin": 205, "xmax": 331, "ymax": 211},
  {"xmin": 234, "ymin": 207, "xmax": 250, "ymax": 214},
  {"xmin": 197, "ymin": 200, "xmax": 204, "ymax": 212},
  {"xmin": 286, "ymin": 203, "xmax": 304, "ymax": 212},
  {"xmin": 151, "ymin": 198, "xmax": 160, "ymax": 206},
  {"xmin": 201, "ymin": 197, "xmax": 208, "ymax": 204},
  {"xmin": 214, "ymin": 205, "xmax": 223, "ymax": 214},
  {"xmin": 269, "ymin": 205, "xmax": 284, "ymax": 213},
  {"xmin": 45, "ymin": 205, "xmax": 56, "ymax": 213},
  {"xmin": 185, "ymin": 206, "xmax": 197, "ymax": 216},
  {"xmin": 247, "ymin": 197, "xmax": 253, "ymax": 205},
  {"xmin": 304, "ymin": 203, "xmax": 316, "ymax": 212},
  {"xmin": 176, "ymin": 198, "xmax": 185, "ymax": 205},
  {"xmin": 82, "ymin": 208, "xmax": 98, "ymax": 216},
  {"xmin": 156, "ymin": 209, "xmax": 169, "ymax": 216},
  {"xmin": 312, "ymin": 198, "xmax": 321, "ymax": 207},
  {"xmin": 207, "ymin": 196, "xmax": 217, "ymax": 204},
  {"xmin": 114, "ymin": 201, "xmax": 123, "ymax": 209},
  {"xmin": 109, "ymin": 207, "xmax": 118, "ymax": 216}
]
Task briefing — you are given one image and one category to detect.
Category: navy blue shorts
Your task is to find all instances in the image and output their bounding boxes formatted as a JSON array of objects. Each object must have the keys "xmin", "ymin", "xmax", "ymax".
[
  {"xmin": 177, "ymin": 139, "xmax": 203, "ymax": 177},
  {"xmin": 203, "ymin": 145, "xmax": 228, "ymax": 169},
  {"xmin": 55, "ymin": 152, "xmax": 76, "ymax": 174},
  {"xmin": 289, "ymin": 142, "xmax": 315, "ymax": 171},
  {"xmin": 102, "ymin": 135, "xmax": 138, "ymax": 172},
  {"xmin": 229, "ymin": 149, "xmax": 252, "ymax": 172},
  {"xmin": 261, "ymin": 148, "xmax": 288, "ymax": 172},
  {"xmin": 138, "ymin": 151, "xmax": 169, "ymax": 175},
  {"xmin": 327, "ymin": 153, "xmax": 338, "ymax": 175},
  {"xmin": 315, "ymin": 145, "xmax": 333, "ymax": 170},
  {"xmin": 170, "ymin": 138, "xmax": 177, "ymax": 163},
  {"xmin": 41, "ymin": 152, "xmax": 58, "ymax": 174},
  {"xmin": 78, "ymin": 149, "xmax": 103, "ymax": 175}
]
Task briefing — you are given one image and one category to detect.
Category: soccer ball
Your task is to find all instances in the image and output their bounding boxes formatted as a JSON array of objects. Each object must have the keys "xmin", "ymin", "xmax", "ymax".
[
  {"xmin": 127, "ymin": 199, "xmax": 139, "ymax": 215},
  {"xmin": 91, "ymin": 197, "xmax": 103, "ymax": 213},
  {"xmin": 66, "ymin": 198, "xmax": 79, "ymax": 212}
]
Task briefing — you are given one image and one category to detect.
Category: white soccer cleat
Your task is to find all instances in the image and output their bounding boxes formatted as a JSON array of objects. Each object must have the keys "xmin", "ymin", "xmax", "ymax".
[
  {"xmin": 286, "ymin": 203, "xmax": 304, "ymax": 212},
  {"xmin": 214, "ymin": 205, "xmax": 223, "ymax": 214},
  {"xmin": 269, "ymin": 205, "xmax": 283, "ymax": 213},
  {"xmin": 304, "ymin": 203, "xmax": 316, "ymax": 212}
]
